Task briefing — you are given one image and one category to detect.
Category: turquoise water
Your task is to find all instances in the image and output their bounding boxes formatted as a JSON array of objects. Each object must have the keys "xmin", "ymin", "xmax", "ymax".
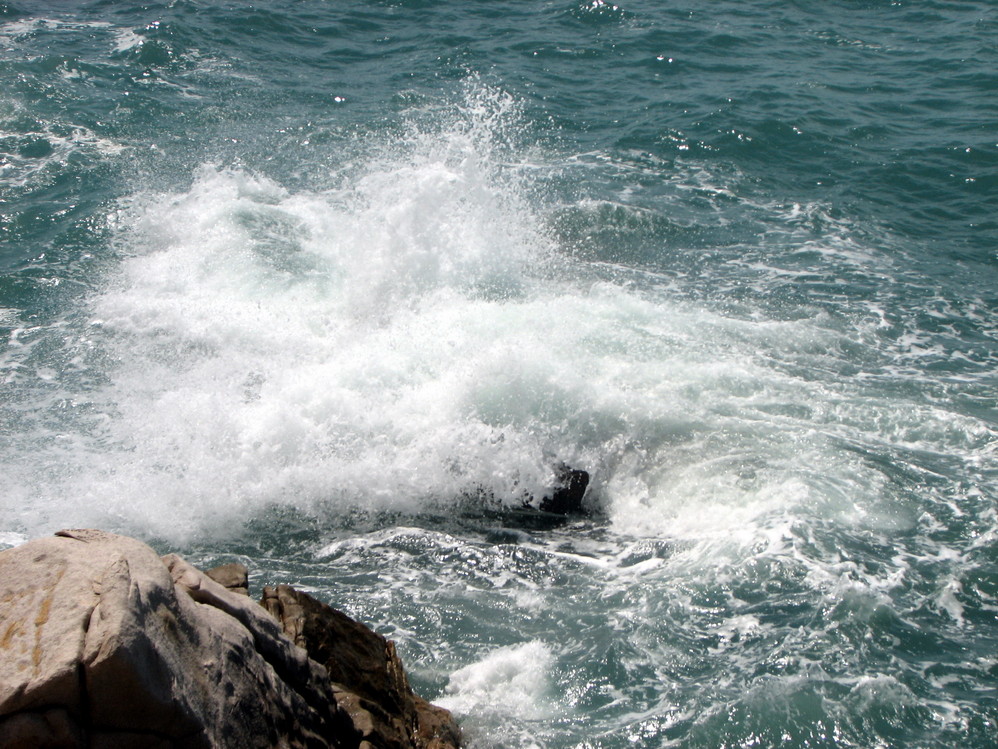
[{"xmin": 2, "ymin": 1, "xmax": 997, "ymax": 746}]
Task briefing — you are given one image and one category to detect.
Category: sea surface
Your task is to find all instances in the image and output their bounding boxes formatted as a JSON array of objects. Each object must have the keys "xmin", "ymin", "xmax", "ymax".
[{"xmin": 2, "ymin": 1, "xmax": 997, "ymax": 746}]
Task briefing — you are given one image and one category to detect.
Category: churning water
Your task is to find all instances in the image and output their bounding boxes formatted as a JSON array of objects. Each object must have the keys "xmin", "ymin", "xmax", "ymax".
[{"xmin": 2, "ymin": 1, "xmax": 997, "ymax": 746}]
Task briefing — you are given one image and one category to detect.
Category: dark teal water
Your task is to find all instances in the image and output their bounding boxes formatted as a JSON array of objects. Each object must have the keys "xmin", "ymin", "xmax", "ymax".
[{"xmin": 2, "ymin": 2, "xmax": 997, "ymax": 746}]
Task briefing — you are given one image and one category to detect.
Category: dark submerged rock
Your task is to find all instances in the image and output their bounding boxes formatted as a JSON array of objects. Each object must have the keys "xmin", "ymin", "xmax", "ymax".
[
  {"xmin": 538, "ymin": 464, "xmax": 590, "ymax": 516},
  {"xmin": 463, "ymin": 464, "xmax": 594, "ymax": 530}
]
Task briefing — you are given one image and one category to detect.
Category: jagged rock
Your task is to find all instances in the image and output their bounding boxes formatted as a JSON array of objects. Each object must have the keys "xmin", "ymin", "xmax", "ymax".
[
  {"xmin": 262, "ymin": 585, "xmax": 460, "ymax": 749},
  {"xmin": 0, "ymin": 530, "xmax": 458, "ymax": 749}
]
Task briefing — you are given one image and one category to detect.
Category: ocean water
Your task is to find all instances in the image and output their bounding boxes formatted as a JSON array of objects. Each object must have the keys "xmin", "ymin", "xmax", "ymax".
[{"xmin": 2, "ymin": 0, "xmax": 997, "ymax": 746}]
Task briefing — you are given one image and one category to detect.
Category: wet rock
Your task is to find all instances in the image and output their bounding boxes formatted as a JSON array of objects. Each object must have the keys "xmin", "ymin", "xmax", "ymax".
[
  {"xmin": 538, "ymin": 464, "xmax": 590, "ymax": 516},
  {"xmin": 465, "ymin": 464, "xmax": 593, "ymax": 529}
]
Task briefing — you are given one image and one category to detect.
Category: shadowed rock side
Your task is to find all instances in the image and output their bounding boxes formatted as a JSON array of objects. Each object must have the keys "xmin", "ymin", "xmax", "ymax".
[
  {"xmin": 0, "ymin": 530, "xmax": 460, "ymax": 749},
  {"xmin": 538, "ymin": 465, "xmax": 590, "ymax": 516},
  {"xmin": 262, "ymin": 586, "xmax": 460, "ymax": 749}
]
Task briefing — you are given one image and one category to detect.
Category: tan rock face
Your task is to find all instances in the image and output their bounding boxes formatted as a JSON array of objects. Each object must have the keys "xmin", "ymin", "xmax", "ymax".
[
  {"xmin": 0, "ymin": 528, "xmax": 206, "ymax": 747},
  {"xmin": 203, "ymin": 563, "xmax": 249, "ymax": 596},
  {"xmin": 0, "ymin": 529, "xmax": 199, "ymax": 732},
  {"xmin": 0, "ymin": 530, "xmax": 459, "ymax": 749},
  {"xmin": 0, "ymin": 533, "xmax": 316, "ymax": 746}
]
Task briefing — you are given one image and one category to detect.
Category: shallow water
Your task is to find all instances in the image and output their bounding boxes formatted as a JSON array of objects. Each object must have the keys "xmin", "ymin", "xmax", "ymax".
[{"xmin": 2, "ymin": 1, "xmax": 997, "ymax": 746}]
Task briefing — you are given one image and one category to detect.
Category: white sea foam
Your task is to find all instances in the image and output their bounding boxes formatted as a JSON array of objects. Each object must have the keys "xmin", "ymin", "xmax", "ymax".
[
  {"xmin": 0, "ymin": 18, "xmax": 112, "ymax": 41},
  {"xmin": 2, "ymin": 81, "xmax": 994, "ymax": 573},
  {"xmin": 0, "ymin": 89, "xmax": 565, "ymax": 538},
  {"xmin": 0, "ymin": 532, "xmax": 27, "ymax": 550},
  {"xmin": 112, "ymin": 29, "xmax": 145, "ymax": 53},
  {"xmin": 436, "ymin": 640, "xmax": 555, "ymax": 719}
]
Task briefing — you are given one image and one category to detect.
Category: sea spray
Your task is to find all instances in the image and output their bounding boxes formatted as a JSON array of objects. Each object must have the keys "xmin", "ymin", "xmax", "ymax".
[{"xmin": 3, "ymin": 81, "xmax": 993, "ymax": 554}]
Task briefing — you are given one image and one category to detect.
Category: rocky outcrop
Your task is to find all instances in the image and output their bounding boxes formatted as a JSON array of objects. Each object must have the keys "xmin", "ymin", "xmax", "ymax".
[
  {"xmin": 262, "ymin": 586, "xmax": 460, "ymax": 749},
  {"xmin": 0, "ymin": 530, "xmax": 459, "ymax": 749}
]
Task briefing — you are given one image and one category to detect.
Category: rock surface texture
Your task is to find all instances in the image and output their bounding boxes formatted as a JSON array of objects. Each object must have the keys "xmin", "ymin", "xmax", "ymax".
[
  {"xmin": 262, "ymin": 585, "xmax": 460, "ymax": 749},
  {"xmin": 0, "ymin": 530, "xmax": 460, "ymax": 749}
]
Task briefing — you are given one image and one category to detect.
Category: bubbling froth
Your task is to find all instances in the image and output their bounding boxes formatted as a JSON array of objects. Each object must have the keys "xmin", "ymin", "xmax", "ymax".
[{"xmin": 3, "ymin": 83, "xmax": 988, "ymax": 554}]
